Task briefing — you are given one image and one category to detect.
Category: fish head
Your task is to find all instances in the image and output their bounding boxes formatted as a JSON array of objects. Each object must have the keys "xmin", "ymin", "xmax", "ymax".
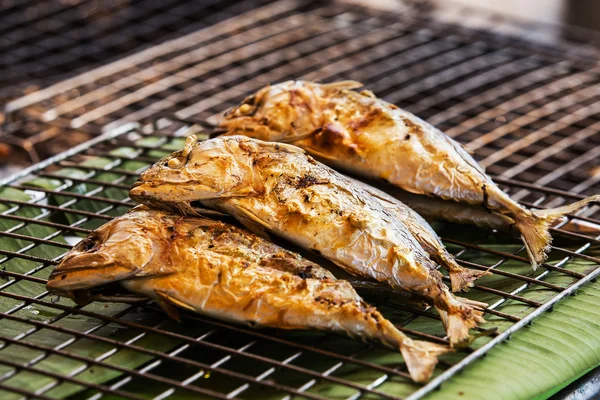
[
  {"xmin": 218, "ymin": 80, "xmax": 327, "ymax": 142},
  {"xmin": 47, "ymin": 206, "xmax": 170, "ymax": 296},
  {"xmin": 218, "ymin": 80, "xmax": 365, "ymax": 143},
  {"xmin": 130, "ymin": 136, "xmax": 270, "ymax": 207}
]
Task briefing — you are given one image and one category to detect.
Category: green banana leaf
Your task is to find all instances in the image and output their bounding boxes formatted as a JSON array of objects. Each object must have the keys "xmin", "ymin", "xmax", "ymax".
[
  {"xmin": 0, "ymin": 133, "xmax": 598, "ymax": 399},
  {"xmin": 424, "ymin": 279, "xmax": 600, "ymax": 400}
]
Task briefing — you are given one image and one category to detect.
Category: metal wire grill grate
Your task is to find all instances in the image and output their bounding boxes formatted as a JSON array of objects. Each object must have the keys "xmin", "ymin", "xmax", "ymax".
[
  {"xmin": 0, "ymin": 119, "xmax": 598, "ymax": 399},
  {"xmin": 0, "ymin": 0, "xmax": 275, "ymax": 165},
  {"xmin": 0, "ymin": 0, "xmax": 274, "ymax": 98},
  {"xmin": 4, "ymin": 0, "xmax": 600, "ymax": 195},
  {"xmin": 1, "ymin": 0, "xmax": 599, "ymax": 399}
]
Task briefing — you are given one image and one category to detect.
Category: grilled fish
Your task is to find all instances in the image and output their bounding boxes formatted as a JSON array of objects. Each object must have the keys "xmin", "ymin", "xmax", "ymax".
[
  {"xmin": 375, "ymin": 186, "xmax": 600, "ymax": 237},
  {"xmin": 130, "ymin": 136, "xmax": 486, "ymax": 346},
  {"xmin": 46, "ymin": 205, "xmax": 448, "ymax": 382},
  {"xmin": 348, "ymin": 176, "xmax": 491, "ymax": 292},
  {"xmin": 218, "ymin": 80, "xmax": 600, "ymax": 269}
]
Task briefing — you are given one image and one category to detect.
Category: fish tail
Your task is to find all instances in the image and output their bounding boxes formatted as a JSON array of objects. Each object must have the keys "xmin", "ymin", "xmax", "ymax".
[
  {"xmin": 516, "ymin": 195, "xmax": 600, "ymax": 270},
  {"xmin": 448, "ymin": 265, "xmax": 491, "ymax": 293},
  {"xmin": 437, "ymin": 254, "xmax": 491, "ymax": 292},
  {"xmin": 436, "ymin": 296, "xmax": 486, "ymax": 347},
  {"xmin": 380, "ymin": 319, "xmax": 450, "ymax": 382},
  {"xmin": 399, "ymin": 340, "xmax": 451, "ymax": 382}
]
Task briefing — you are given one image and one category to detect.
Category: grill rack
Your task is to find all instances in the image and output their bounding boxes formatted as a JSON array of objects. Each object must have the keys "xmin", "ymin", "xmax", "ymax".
[
  {"xmin": 0, "ymin": 0, "xmax": 274, "ymax": 164},
  {"xmin": 0, "ymin": 119, "xmax": 598, "ymax": 400},
  {"xmin": 0, "ymin": 0, "xmax": 274, "ymax": 98},
  {"xmin": 4, "ymin": 0, "xmax": 600, "ymax": 175},
  {"xmin": 1, "ymin": 0, "xmax": 600, "ymax": 398}
]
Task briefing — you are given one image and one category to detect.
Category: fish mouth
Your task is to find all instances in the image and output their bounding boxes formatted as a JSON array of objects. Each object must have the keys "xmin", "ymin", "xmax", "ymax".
[
  {"xmin": 129, "ymin": 182, "xmax": 165, "ymax": 200},
  {"xmin": 128, "ymin": 183, "xmax": 150, "ymax": 201},
  {"xmin": 129, "ymin": 181, "xmax": 152, "ymax": 195},
  {"xmin": 46, "ymin": 264, "xmax": 138, "ymax": 292},
  {"xmin": 46, "ymin": 251, "xmax": 138, "ymax": 293}
]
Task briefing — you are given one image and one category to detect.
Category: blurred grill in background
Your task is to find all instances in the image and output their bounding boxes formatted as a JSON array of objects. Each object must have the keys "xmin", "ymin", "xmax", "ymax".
[
  {"xmin": 2, "ymin": 0, "xmax": 600, "ymax": 198},
  {"xmin": 0, "ymin": 0, "xmax": 272, "ymax": 166}
]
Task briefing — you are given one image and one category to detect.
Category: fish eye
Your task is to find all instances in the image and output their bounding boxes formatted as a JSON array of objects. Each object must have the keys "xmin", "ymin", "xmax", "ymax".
[{"xmin": 81, "ymin": 236, "xmax": 98, "ymax": 252}]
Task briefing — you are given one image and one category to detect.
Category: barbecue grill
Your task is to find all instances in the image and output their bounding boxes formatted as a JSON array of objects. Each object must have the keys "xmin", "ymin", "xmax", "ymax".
[{"xmin": 1, "ymin": 1, "xmax": 599, "ymax": 399}]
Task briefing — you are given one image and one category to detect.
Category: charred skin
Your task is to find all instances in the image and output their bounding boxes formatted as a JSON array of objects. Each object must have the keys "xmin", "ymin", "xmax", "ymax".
[
  {"xmin": 47, "ymin": 205, "xmax": 448, "ymax": 382},
  {"xmin": 130, "ymin": 136, "xmax": 486, "ymax": 346},
  {"xmin": 219, "ymin": 80, "xmax": 600, "ymax": 269}
]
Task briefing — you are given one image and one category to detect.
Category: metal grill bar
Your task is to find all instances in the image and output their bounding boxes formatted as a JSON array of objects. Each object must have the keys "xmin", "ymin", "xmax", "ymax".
[
  {"xmin": 0, "ymin": 123, "xmax": 597, "ymax": 399},
  {"xmin": 410, "ymin": 265, "xmax": 600, "ymax": 400},
  {"xmin": 0, "ymin": 0, "xmax": 278, "ymax": 95},
  {"xmin": 447, "ymin": 239, "xmax": 591, "ymax": 278},
  {"xmin": 0, "ymin": 198, "xmax": 114, "ymax": 221},
  {"xmin": 0, "ymin": 383, "xmax": 55, "ymax": 400},
  {"xmin": 0, "ymin": 358, "xmax": 145, "ymax": 400},
  {"xmin": 1, "ymin": 1, "xmax": 600, "ymax": 399},
  {"xmin": 0, "ymin": 291, "xmax": 403, "ymax": 400},
  {"xmin": 0, "ymin": 316, "xmax": 331, "ymax": 400}
]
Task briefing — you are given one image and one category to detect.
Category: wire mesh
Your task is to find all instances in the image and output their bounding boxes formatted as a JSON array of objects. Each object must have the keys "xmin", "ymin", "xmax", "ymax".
[
  {"xmin": 0, "ymin": 0, "xmax": 274, "ymax": 98},
  {"xmin": 0, "ymin": 0, "xmax": 275, "ymax": 165},
  {"xmin": 4, "ymin": 0, "xmax": 600, "ymax": 196},
  {"xmin": 1, "ymin": 0, "xmax": 600, "ymax": 399},
  {"xmin": 0, "ymin": 119, "xmax": 598, "ymax": 400}
]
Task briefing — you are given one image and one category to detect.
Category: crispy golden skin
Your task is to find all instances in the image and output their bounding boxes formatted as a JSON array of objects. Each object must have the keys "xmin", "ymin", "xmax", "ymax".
[
  {"xmin": 46, "ymin": 205, "xmax": 448, "ymax": 382},
  {"xmin": 218, "ymin": 80, "xmax": 600, "ymax": 269},
  {"xmin": 130, "ymin": 136, "xmax": 486, "ymax": 346},
  {"xmin": 347, "ymin": 177, "xmax": 491, "ymax": 292}
]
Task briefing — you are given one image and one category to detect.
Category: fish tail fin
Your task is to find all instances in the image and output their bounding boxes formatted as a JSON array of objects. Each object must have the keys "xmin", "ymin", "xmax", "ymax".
[
  {"xmin": 436, "ymin": 297, "xmax": 486, "ymax": 347},
  {"xmin": 516, "ymin": 195, "xmax": 600, "ymax": 270},
  {"xmin": 448, "ymin": 265, "xmax": 492, "ymax": 293},
  {"xmin": 438, "ymin": 254, "xmax": 491, "ymax": 292},
  {"xmin": 379, "ymin": 319, "xmax": 450, "ymax": 382},
  {"xmin": 400, "ymin": 340, "xmax": 451, "ymax": 382}
]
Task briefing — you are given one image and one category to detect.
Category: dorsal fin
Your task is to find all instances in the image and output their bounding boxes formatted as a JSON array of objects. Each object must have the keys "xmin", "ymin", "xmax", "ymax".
[{"xmin": 319, "ymin": 81, "xmax": 364, "ymax": 91}]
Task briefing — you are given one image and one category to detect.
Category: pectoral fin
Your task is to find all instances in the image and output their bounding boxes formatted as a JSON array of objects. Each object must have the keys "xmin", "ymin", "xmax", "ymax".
[
  {"xmin": 232, "ymin": 207, "xmax": 272, "ymax": 239},
  {"xmin": 87, "ymin": 294, "xmax": 148, "ymax": 303},
  {"xmin": 155, "ymin": 290, "xmax": 196, "ymax": 322},
  {"xmin": 303, "ymin": 146, "xmax": 343, "ymax": 164}
]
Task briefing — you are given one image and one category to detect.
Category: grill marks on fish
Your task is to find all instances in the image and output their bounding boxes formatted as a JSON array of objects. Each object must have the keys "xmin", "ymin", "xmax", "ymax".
[
  {"xmin": 401, "ymin": 118, "xmax": 421, "ymax": 136},
  {"xmin": 130, "ymin": 136, "xmax": 487, "ymax": 346},
  {"xmin": 318, "ymin": 122, "xmax": 352, "ymax": 149},
  {"xmin": 289, "ymin": 174, "xmax": 324, "ymax": 189},
  {"xmin": 46, "ymin": 205, "xmax": 450, "ymax": 382}
]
